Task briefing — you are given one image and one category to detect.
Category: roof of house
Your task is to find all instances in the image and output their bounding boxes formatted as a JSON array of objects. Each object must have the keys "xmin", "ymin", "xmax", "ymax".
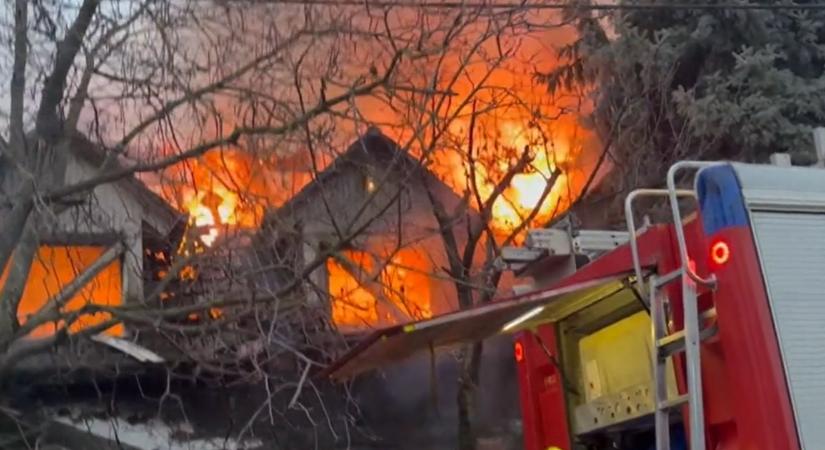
[{"xmin": 263, "ymin": 127, "xmax": 462, "ymax": 228}]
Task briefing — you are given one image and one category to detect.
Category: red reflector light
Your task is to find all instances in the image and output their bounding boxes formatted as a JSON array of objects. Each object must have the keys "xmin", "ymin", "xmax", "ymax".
[
  {"xmin": 514, "ymin": 341, "xmax": 524, "ymax": 362},
  {"xmin": 710, "ymin": 240, "xmax": 731, "ymax": 266}
]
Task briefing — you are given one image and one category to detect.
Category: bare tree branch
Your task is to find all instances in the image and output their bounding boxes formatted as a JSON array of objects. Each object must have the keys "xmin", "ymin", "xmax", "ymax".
[
  {"xmin": 47, "ymin": 52, "xmax": 403, "ymax": 201},
  {"xmin": 0, "ymin": 220, "xmax": 39, "ymax": 347},
  {"xmin": 35, "ymin": 0, "xmax": 100, "ymax": 142}
]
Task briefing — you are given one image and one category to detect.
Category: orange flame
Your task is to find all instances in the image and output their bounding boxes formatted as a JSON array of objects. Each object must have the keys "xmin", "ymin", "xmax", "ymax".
[
  {"xmin": 164, "ymin": 146, "xmax": 301, "ymax": 247},
  {"xmin": 158, "ymin": 20, "xmax": 591, "ymax": 254},
  {"xmin": 420, "ymin": 102, "xmax": 589, "ymax": 237},
  {"xmin": 363, "ymin": 23, "xmax": 592, "ymax": 237},
  {"xmin": 186, "ymin": 149, "xmax": 266, "ymax": 245},
  {"xmin": 182, "ymin": 184, "xmax": 242, "ymax": 247},
  {"xmin": 481, "ymin": 121, "xmax": 580, "ymax": 233}
]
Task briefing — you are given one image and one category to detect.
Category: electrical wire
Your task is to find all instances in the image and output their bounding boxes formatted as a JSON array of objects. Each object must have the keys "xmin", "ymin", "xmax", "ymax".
[{"xmin": 219, "ymin": 0, "xmax": 825, "ymax": 11}]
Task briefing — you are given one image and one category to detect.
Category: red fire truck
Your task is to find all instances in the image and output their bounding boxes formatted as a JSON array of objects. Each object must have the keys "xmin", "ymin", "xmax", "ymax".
[{"xmin": 325, "ymin": 160, "xmax": 825, "ymax": 450}]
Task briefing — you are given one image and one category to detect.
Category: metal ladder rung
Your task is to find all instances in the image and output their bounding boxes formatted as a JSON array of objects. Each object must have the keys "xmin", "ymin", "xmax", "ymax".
[
  {"xmin": 654, "ymin": 268, "xmax": 684, "ymax": 288},
  {"xmin": 657, "ymin": 330, "xmax": 686, "ymax": 356},
  {"xmin": 656, "ymin": 308, "xmax": 719, "ymax": 356},
  {"xmin": 658, "ymin": 394, "xmax": 689, "ymax": 411}
]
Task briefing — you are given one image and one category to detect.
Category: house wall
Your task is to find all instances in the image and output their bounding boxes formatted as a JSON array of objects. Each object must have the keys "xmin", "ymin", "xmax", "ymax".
[
  {"xmin": 52, "ymin": 152, "xmax": 180, "ymax": 310},
  {"xmin": 272, "ymin": 155, "xmax": 479, "ymax": 323},
  {"xmin": 1, "ymin": 137, "xmax": 181, "ymax": 312},
  {"xmin": 0, "ymin": 148, "xmax": 180, "ymax": 341},
  {"xmin": 55, "ymin": 157, "xmax": 146, "ymax": 304}
]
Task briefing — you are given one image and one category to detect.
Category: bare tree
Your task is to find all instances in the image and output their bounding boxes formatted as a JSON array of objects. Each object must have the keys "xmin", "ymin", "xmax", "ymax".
[
  {"xmin": 304, "ymin": 11, "xmax": 596, "ymax": 448},
  {"xmin": 419, "ymin": 103, "xmax": 576, "ymax": 450}
]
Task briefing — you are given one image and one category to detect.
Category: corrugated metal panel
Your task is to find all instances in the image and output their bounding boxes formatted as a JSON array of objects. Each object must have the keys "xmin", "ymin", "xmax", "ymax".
[
  {"xmin": 751, "ymin": 211, "xmax": 825, "ymax": 450},
  {"xmin": 733, "ymin": 163, "xmax": 825, "ymax": 212},
  {"xmin": 733, "ymin": 163, "xmax": 825, "ymax": 195}
]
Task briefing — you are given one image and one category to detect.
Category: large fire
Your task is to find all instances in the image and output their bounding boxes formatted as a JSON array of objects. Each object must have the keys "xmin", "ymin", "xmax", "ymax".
[
  {"xmin": 157, "ymin": 16, "xmax": 588, "ymax": 244},
  {"xmin": 170, "ymin": 122, "xmax": 585, "ymax": 248},
  {"xmin": 156, "ymin": 20, "xmax": 592, "ymax": 328},
  {"xmin": 361, "ymin": 23, "xmax": 591, "ymax": 236}
]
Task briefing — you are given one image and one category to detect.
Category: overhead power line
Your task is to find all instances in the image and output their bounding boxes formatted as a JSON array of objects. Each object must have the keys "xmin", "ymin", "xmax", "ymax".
[{"xmin": 251, "ymin": 1, "xmax": 825, "ymax": 11}]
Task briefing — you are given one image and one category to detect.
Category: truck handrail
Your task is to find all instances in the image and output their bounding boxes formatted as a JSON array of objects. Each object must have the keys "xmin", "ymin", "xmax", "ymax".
[
  {"xmin": 624, "ymin": 188, "xmax": 694, "ymax": 302},
  {"xmin": 667, "ymin": 161, "xmax": 721, "ymax": 287}
]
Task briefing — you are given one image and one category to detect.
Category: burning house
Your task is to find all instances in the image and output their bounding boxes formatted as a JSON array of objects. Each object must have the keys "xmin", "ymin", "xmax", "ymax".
[
  {"xmin": 0, "ymin": 133, "xmax": 185, "ymax": 356},
  {"xmin": 1, "ymin": 127, "xmax": 471, "ymax": 357},
  {"xmin": 260, "ymin": 127, "xmax": 481, "ymax": 331},
  {"xmin": 256, "ymin": 127, "xmax": 522, "ymax": 447}
]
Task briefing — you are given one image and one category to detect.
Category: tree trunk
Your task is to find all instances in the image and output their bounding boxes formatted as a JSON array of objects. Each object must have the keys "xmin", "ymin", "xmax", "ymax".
[
  {"xmin": 457, "ymin": 341, "xmax": 483, "ymax": 450},
  {"xmin": 0, "ymin": 219, "xmax": 39, "ymax": 351}
]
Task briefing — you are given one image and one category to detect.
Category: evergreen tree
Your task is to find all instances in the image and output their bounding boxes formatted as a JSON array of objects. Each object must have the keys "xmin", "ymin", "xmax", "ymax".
[{"xmin": 544, "ymin": 1, "xmax": 825, "ymax": 224}]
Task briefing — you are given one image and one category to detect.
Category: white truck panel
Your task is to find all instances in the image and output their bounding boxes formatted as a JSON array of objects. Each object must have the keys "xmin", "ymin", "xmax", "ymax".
[
  {"xmin": 734, "ymin": 163, "xmax": 825, "ymax": 450},
  {"xmin": 749, "ymin": 212, "xmax": 825, "ymax": 450}
]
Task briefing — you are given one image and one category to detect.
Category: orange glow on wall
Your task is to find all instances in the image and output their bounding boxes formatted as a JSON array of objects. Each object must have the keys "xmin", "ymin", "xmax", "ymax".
[
  {"xmin": 382, "ymin": 248, "xmax": 432, "ymax": 321},
  {"xmin": 328, "ymin": 250, "xmax": 378, "ymax": 328},
  {"xmin": 328, "ymin": 248, "xmax": 433, "ymax": 329},
  {"xmin": 3, "ymin": 246, "xmax": 123, "ymax": 338}
]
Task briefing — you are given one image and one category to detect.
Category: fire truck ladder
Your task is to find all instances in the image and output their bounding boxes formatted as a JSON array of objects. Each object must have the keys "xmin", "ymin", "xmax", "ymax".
[{"xmin": 625, "ymin": 161, "xmax": 720, "ymax": 450}]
